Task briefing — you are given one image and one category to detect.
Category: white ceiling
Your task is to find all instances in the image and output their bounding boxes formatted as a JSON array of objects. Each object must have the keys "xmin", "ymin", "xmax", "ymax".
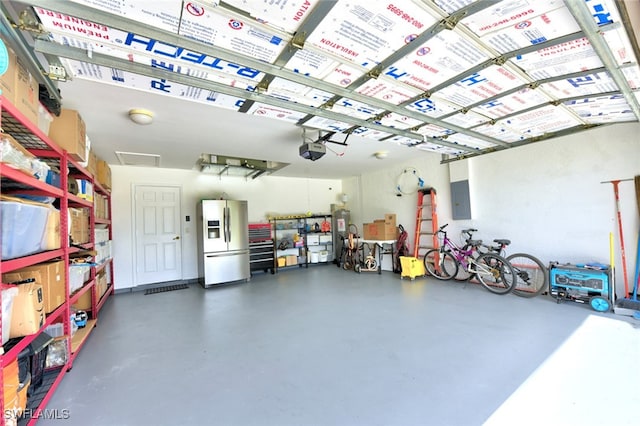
[
  {"xmin": 57, "ymin": 76, "xmax": 416, "ymax": 179},
  {"xmin": 4, "ymin": 0, "xmax": 640, "ymax": 179}
]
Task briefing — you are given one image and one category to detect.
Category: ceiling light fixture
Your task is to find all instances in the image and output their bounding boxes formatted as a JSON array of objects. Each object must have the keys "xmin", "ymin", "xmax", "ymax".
[
  {"xmin": 128, "ymin": 108, "xmax": 154, "ymax": 125},
  {"xmin": 374, "ymin": 151, "xmax": 388, "ymax": 160}
]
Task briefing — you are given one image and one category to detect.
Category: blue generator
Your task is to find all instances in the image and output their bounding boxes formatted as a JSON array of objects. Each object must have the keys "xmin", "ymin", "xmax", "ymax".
[{"xmin": 549, "ymin": 262, "xmax": 613, "ymax": 312}]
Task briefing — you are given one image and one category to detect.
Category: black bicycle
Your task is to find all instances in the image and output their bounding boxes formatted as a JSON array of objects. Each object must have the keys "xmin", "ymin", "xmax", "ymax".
[{"xmin": 461, "ymin": 229, "xmax": 548, "ymax": 298}]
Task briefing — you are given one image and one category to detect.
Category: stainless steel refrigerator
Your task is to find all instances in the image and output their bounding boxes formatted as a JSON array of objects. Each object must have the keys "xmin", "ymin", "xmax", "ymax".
[{"xmin": 197, "ymin": 200, "xmax": 250, "ymax": 288}]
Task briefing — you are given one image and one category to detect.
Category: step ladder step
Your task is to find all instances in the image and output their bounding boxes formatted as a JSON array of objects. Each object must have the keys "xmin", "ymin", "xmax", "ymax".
[{"xmin": 413, "ymin": 187, "xmax": 438, "ymax": 258}]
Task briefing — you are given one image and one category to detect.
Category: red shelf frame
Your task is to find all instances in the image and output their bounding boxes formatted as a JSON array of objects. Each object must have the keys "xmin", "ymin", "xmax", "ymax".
[{"xmin": 1, "ymin": 94, "xmax": 115, "ymax": 422}]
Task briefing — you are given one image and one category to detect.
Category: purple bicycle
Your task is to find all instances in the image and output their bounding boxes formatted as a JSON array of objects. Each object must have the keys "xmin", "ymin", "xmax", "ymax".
[{"xmin": 423, "ymin": 224, "xmax": 516, "ymax": 295}]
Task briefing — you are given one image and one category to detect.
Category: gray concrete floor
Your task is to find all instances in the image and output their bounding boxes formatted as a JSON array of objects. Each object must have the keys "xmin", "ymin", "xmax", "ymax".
[{"xmin": 37, "ymin": 266, "xmax": 639, "ymax": 426}]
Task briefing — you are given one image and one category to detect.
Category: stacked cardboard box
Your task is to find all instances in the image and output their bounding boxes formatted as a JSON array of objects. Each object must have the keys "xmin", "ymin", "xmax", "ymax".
[
  {"xmin": 9, "ymin": 283, "xmax": 44, "ymax": 338},
  {"xmin": 97, "ymin": 159, "xmax": 112, "ymax": 190},
  {"xmin": 96, "ymin": 271, "xmax": 108, "ymax": 300},
  {"xmin": 0, "ymin": 39, "xmax": 39, "ymax": 125},
  {"xmin": 2, "ymin": 261, "xmax": 66, "ymax": 314},
  {"xmin": 48, "ymin": 109, "xmax": 88, "ymax": 162},
  {"xmin": 94, "ymin": 193, "xmax": 109, "ymax": 220},
  {"xmin": 363, "ymin": 213, "xmax": 397, "ymax": 240},
  {"xmin": 69, "ymin": 208, "xmax": 90, "ymax": 244}
]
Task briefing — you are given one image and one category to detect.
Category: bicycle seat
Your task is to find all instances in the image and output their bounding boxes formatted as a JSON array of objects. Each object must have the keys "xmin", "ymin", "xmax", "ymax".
[
  {"xmin": 493, "ymin": 239, "xmax": 511, "ymax": 245},
  {"xmin": 468, "ymin": 239, "xmax": 483, "ymax": 246}
]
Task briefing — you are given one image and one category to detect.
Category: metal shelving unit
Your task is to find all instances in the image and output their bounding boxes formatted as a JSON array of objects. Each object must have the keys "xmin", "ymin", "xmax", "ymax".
[{"xmin": 0, "ymin": 95, "xmax": 114, "ymax": 425}]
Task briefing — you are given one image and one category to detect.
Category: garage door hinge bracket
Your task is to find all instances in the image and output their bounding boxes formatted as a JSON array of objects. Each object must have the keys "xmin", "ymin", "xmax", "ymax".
[{"xmin": 291, "ymin": 32, "xmax": 306, "ymax": 50}]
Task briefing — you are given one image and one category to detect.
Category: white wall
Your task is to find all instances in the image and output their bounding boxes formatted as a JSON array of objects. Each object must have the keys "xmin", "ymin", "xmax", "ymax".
[
  {"xmin": 342, "ymin": 153, "xmax": 451, "ymax": 240},
  {"xmin": 111, "ymin": 122, "xmax": 639, "ymax": 295},
  {"xmin": 110, "ymin": 166, "xmax": 342, "ymax": 289},
  {"xmin": 354, "ymin": 122, "xmax": 640, "ymax": 296}
]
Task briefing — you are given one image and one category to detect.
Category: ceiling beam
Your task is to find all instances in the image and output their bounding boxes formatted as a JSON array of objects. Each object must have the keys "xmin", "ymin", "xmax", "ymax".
[
  {"xmin": 563, "ymin": 0, "xmax": 640, "ymax": 120},
  {"xmin": 0, "ymin": 5, "xmax": 61, "ymax": 103},
  {"xmin": 34, "ymin": 39, "xmax": 476, "ymax": 153},
  {"xmin": 19, "ymin": 0, "xmax": 503, "ymax": 148}
]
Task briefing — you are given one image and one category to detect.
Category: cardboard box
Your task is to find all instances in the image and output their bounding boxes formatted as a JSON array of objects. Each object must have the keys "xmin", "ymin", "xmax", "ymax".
[
  {"xmin": 10, "ymin": 283, "xmax": 45, "ymax": 338},
  {"xmin": 87, "ymin": 150, "xmax": 98, "ymax": 177},
  {"xmin": 285, "ymin": 255, "xmax": 297, "ymax": 266},
  {"xmin": 384, "ymin": 214, "xmax": 396, "ymax": 226},
  {"xmin": 363, "ymin": 222, "xmax": 397, "ymax": 240},
  {"xmin": 2, "ymin": 260, "xmax": 65, "ymax": 314},
  {"xmin": 38, "ymin": 103, "xmax": 53, "ymax": 136},
  {"xmin": 74, "ymin": 290, "xmax": 91, "ymax": 311},
  {"xmin": 48, "ymin": 109, "xmax": 87, "ymax": 162},
  {"xmin": 41, "ymin": 207, "xmax": 61, "ymax": 251},
  {"xmin": 15, "ymin": 55, "xmax": 39, "ymax": 126},
  {"xmin": 3, "ymin": 358, "xmax": 19, "ymax": 422},
  {"xmin": 96, "ymin": 271, "xmax": 108, "ymax": 299},
  {"xmin": 69, "ymin": 207, "xmax": 90, "ymax": 244},
  {"xmin": 0, "ymin": 40, "xmax": 18, "ymax": 104},
  {"xmin": 97, "ymin": 159, "xmax": 112, "ymax": 190},
  {"xmin": 94, "ymin": 193, "xmax": 110, "ymax": 220},
  {"xmin": 362, "ymin": 223, "xmax": 375, "ymax": 239},
  {"xmin": 0, "ymin": 133, "xmax": 36, "ymax": 175},
  {"xmin": 2, "ymin": 286, "xmax": 18, "ymax": 345}
]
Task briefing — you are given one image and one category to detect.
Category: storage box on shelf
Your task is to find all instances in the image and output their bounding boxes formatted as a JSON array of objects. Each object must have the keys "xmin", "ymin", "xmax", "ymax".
[
  {"xmin": 303, "ymin": 215, "xmax": 333, "ymax": 266},
  {"xmin": 94, "ymin": 225, "xmax": 112, "ymax": 266},
  {"xmin": 69, "ymin": 207, "xmax": 90, "ymax": 245},
  {"xmin": 0, "ymin": 195, "xmax": 62, "ymax": 261},
  {"xmin": 48, "ymin": 108, "xmax": 88, "ymax": 162},
  {"xmin": 38, "ymin": 103, "xmax": 53, "ymax": 136},
  {"xmin": 270, "ymin": 214, "xmax": 333, "ymax": 271},
  {"xmin": 1, "ymin": 94, "xmax": 115, "ymax": 422},
  {"xmin": 0, "ymin": 37, "xmax": 39, "ymax": 125},
  {"xmin": 97, "ymin": 159, "xmax": 112, "ymax": 190},
  {"xmin": 74, "ymin": 178, "xmax": 94, "ymax": 202},
  {"xmin": 87, "ymin": 150, "xmax": 98, "ymax": 177},
  {"xmin": 94, "ymin": 192, "xmax": 110, "ymax": 220},
  {"xmin": 2, "ymin": 260, "xmax": 66, "ymax": 315},
  {"xmin": 1, "ymin": 285, "xmax": 19, "ymax": 346}
]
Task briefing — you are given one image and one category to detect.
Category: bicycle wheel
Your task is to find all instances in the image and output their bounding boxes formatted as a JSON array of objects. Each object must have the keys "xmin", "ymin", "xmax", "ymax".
[
  {"xmin": 454, "ymin": 251, "xmax": 477, "ymax": 282},
  {"xmin": 343, "ymin": 251, "xmax": 354, "ymax": 270},
  {"xmin": 472, "ymin": 253, "xmax": 516, "ymax": 295},
  {"xmin": 507, "ymin": 253, "xmax": 548, "ymax": 298},
  {"xmin": 424, "ymin": 249, "xmax": 458, "ymax": 280}
]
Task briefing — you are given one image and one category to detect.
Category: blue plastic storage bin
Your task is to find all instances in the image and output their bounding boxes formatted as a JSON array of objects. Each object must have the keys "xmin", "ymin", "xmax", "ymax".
[{"xmin": 1, "ymin": 198, "xmax": 50, "ymax": 260}]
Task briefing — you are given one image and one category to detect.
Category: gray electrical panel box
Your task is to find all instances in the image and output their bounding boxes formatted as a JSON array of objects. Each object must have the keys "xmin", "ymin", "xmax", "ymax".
[{"xmin": 451, "ymin": 180, "xmax": 471, "ymax": 220}]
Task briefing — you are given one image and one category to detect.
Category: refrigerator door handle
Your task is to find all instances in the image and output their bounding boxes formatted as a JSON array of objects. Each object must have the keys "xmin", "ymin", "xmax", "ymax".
[
  {"xmin": 224, "ymin": 206, "xmax": 230, "ymax": 242},
  {"xmin": 206, "ymin": 251, "xmax": 249, "ymax": 258}
]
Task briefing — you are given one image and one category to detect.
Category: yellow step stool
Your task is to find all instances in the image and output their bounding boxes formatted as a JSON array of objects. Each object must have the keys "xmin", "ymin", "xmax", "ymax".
[{"xmin": 399, "ymin": 256, "xmax": 425, "ymax": 280}]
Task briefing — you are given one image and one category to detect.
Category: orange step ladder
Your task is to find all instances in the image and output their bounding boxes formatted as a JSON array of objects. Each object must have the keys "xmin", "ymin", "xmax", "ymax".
[{"xmin": 413, "ymin": 188, "xmax": 439, "ymax": 259}]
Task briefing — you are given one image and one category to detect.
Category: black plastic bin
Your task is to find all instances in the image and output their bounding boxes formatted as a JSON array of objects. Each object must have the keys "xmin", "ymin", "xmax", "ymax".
[{"xmin": 17, "ymin": 331, "xmax": 53, "ymax": 396}]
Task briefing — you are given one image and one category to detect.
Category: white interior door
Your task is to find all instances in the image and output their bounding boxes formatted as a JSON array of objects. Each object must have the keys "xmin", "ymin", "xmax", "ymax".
[{"xmin": 134, "ymin": 185, "xmax": 182, "ymax": 285}]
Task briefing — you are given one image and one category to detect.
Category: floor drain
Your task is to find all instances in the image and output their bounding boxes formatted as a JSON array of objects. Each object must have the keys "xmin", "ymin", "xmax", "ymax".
[{"xmin": 144, "ymin": 284, "xmax": 189, "ymax": 295}]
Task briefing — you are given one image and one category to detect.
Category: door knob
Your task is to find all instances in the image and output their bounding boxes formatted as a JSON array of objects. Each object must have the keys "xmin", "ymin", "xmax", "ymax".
[{"xmin": 173, "ymin": 236, "xmax": 180, "ymax": 240}]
